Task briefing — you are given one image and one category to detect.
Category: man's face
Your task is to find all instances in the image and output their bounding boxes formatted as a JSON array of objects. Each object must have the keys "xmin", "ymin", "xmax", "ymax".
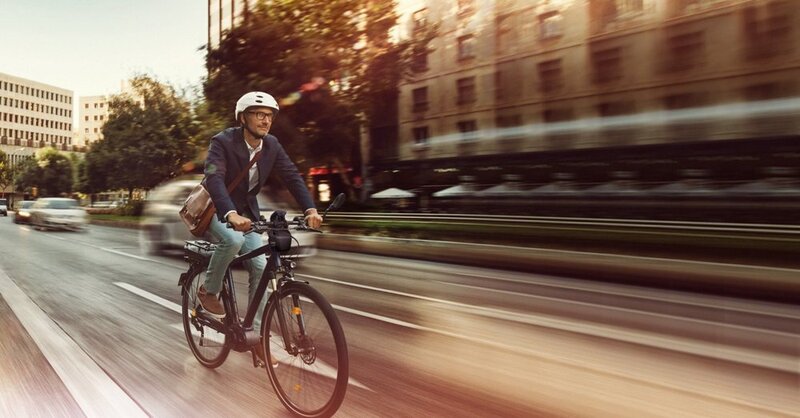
[{"xmin": 242, "ymin": 106, "xmax": 275, "ymax": 137}]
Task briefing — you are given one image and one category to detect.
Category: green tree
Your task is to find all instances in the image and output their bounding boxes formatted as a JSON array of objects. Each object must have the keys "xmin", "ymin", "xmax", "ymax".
[
  {"xmin": 0, "ymin": 150, "xmax": 10, "ymax": 196},
  {"xmin": 85, "ymin": 74, "xmax": 197, "ymax": 199},
  {"xmin": 204, "ymin": 0, "xmax": 405, "ymax": 199},
  {"xmin": 15, "ymin": 147, "xmax": 73, "ymax": 197}
]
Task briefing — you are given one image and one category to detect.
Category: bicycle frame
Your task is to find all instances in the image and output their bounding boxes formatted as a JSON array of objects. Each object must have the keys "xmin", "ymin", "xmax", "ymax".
[
  {"xmin": 181, "ymin": 194, "xmax": 349, "ymax": 418},
  {"xmin": 182, "ymin": 228, "xmax": 306, "ymax": 355}
]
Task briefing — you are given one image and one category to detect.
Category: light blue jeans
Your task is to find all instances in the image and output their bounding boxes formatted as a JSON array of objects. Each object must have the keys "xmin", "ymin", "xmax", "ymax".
[{"xmin": 205, "ymin": 214, "xmax": 268, "ymax": 328}]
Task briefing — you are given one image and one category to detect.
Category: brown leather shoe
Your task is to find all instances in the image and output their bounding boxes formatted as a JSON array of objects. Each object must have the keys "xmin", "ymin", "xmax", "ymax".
[{"xmin": 197, "ymin": 285, "xmax": 225, "ymax": 319}]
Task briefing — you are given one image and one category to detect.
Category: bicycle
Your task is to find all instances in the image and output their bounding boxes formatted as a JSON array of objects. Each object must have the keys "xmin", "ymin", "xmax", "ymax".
[{"xmin": 178, "ymin": 194, "xmax": 348, "ymax": 418}]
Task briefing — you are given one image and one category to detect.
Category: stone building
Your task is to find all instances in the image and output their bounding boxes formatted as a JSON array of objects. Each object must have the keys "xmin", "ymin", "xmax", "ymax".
[{"xmin": 379, "ymin": 0, "xmax": 799, "ymax": 192}]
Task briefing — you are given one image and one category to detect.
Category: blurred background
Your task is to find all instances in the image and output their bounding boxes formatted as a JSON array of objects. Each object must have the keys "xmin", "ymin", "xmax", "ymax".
[{"xmin": 0, "ymin": 1, "xmax": 798, "ymax": 417}]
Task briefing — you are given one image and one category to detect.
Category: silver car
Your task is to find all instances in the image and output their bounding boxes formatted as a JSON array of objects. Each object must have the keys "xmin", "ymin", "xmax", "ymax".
[
  {"xmin": 140, "ymin": 176, "xmax": 317, "ymax": 256},
  {"xmin": 29, "ymin": 198, "xmax": 88, "ymax": 231}
]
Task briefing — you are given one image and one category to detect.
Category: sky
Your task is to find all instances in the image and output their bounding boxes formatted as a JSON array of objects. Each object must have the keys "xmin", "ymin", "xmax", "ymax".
[{"xmin": 0, "ymin": 1, "xmax": 207, "ymax": 99}]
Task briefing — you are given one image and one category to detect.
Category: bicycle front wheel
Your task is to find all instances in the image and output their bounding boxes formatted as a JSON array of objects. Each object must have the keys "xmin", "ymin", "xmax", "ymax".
[
  {"xmin": 181, "ymin": 269, "xmax": 230, "ymax": 368},
  {"xmin": 263, "ymin": 282, "xmax": 348, "ymax": 418}
]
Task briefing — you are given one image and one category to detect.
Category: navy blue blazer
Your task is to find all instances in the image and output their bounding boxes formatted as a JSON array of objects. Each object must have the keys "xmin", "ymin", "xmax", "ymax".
[{"xmin": 205, "ymin": 127, "xmax": 315, "ymax": 222}]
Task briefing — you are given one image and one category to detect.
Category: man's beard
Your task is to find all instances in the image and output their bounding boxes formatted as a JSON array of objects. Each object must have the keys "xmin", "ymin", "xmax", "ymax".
[{"xmin": 243, "ymin": 121, "xmax": 264, "ymax": 138}]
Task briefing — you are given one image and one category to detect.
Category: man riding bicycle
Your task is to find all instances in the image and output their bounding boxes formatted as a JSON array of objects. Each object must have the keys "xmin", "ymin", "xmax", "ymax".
[{"xmin": 199, "ymin": 91, "xmax": 322, "ymax": 324}]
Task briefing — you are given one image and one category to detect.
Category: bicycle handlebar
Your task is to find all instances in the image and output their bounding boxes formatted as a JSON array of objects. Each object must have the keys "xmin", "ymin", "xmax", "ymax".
[{"xmin": 225, "ymin": 192, "xmax": 345, "ymax": 235}]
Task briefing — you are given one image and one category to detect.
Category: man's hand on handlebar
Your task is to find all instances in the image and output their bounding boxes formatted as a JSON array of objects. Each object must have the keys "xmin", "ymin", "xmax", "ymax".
[
  {"xmin": 227, "ymin": 213, "xmax": 252, "ymax": 232},
  {"xmin": 304, "ymin": 208, "xmax": 323, "ymax": 229}
]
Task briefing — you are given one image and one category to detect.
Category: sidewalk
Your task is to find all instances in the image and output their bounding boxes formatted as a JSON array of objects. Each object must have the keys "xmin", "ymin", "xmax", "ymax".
[{"xmin": 317, "ymin": 234, "xmax": 800, "ymax": 303}]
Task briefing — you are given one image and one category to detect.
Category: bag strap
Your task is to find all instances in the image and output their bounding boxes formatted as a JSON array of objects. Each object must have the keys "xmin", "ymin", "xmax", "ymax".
[{"xmin": 225, "ymin": 151, "xmax": 262, "ymax": 193}]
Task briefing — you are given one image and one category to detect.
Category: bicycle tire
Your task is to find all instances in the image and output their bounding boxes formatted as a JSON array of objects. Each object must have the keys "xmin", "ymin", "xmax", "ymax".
[
  {"xmin": 262, "ymin": 282, "xmax": 349, "ymax": 418},
  {"xmin": 182, "ymin": 269, "xmax": 230, "ymax": 368}
]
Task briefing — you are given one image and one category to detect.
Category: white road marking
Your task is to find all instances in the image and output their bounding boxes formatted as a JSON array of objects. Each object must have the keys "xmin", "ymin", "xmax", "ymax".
[
  {"xmin": 114, "ymin": 282, "xmax": 181, "ymax": 313},
  {"xmin": 116, "ymin": 282, "xmax": 371, "ymax": 391},
  {"xmin": 0, "ymin": 267, "xmax": 147, "ymax": 417},
  {"xmin": 46, "ymin": 234, "xmax": 181, "ymax": 269},
  {"xmin": 434, "ymin": 280, "xmax": 798, "ymax": 337},
  {"xmin": 300, "ymin": 273, "xmax": 797, "ymax": 373}
]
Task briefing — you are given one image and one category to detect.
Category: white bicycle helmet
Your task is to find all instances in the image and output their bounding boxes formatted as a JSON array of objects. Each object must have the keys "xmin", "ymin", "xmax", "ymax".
[{"xmin": 235, "ymin": 91, "xmax": 279, "ymax": 120}]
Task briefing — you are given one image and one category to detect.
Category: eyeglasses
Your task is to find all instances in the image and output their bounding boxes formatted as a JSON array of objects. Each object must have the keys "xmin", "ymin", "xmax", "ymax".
[{"xmin": 247, "ymin": 111, "xmax": 274, "ymax": 121}]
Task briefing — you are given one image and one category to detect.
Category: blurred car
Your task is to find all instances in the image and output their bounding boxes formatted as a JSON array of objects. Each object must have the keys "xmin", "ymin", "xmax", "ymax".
[
  {"xmin": 140, "ymin": 176, "xmax": 317, "ymax": 256},
  {"xmin": 13, "ymin": 200, "xmax": 36, "ymax": 224},
  {"xmin": 0, "ymin": 198, "xmax": 7, "ymax": 216},
  {"xmin": 29, "ymin": 198, "xmax": 88, "ymax": 231}
]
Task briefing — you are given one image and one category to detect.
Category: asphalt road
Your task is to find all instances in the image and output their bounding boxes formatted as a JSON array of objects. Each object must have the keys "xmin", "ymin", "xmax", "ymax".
[{"xmin": 0, "ymin": 218, "xmax": 797, "ymax": 417}]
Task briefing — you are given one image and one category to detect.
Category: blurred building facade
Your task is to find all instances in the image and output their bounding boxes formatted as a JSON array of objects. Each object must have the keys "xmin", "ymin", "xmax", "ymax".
[
  {"xmin": 78, "ymin": 95, "xmax": 109, "ymax": 147},
  {"xmin": 0, "ymin": 72, "xmax": 74, "ymax": 153},
  {"xmin": 77, "ymin": 82, "xmax": 144, "ymax": 148},
  {"xmin": 375, "ymin": 0, "xmax": 800, "ymax": 196},
  {"xmin": 208, "ymin": 0, "xmax": 251, "ymax": 51},
  {"xmin": 0, "ymin": 72, "xmax": 75, "ymax": 201}
]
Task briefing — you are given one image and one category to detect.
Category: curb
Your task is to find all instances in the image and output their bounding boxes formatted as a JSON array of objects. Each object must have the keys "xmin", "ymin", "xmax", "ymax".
[{"xmin": 317, "ymin": 234, "xmax": 800, "ymax": 303}]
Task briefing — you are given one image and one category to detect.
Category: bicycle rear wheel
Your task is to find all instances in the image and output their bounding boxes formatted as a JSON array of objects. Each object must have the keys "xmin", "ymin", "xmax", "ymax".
[
  {"xmin": 182, "ymin": 269, "xmax": 230, "ymax": 368},
  {"xmin": 263, "ymin": 282, "xmax": 348, "ymax": 418}
]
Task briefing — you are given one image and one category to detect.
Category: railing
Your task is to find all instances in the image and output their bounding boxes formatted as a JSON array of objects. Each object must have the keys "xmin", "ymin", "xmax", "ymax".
[{"xmin": 324, "ymin": 212, "xmax": 800, "ymax": 268}]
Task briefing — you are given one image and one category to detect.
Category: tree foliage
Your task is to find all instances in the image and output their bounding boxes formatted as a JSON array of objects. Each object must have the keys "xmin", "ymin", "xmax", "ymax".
[
  {"xmin": 204, "ymin": 0, "xmax": 404, "ymax": 177},
  {"xmin": 14, "ymin": 147, "xmax": 73, "ymax": 197},
  {"xmin": 0, "ymin": 150, "xmax": 10, "ymax": 194},
  {"xmin": 81, "ymin": 75, "xmax": 197, "ymax": 198}
]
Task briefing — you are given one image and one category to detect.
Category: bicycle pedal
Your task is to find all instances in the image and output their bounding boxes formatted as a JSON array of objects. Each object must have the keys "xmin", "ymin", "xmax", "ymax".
[{"xmin": 251, "ymin": 351, "xmax": 265, "ymax": 368}]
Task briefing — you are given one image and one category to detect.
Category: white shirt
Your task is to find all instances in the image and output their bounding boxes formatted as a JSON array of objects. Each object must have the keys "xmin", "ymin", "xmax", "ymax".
[
  {"xmin": 224, "ymin": 138, "xmax": 262, "ymax": 221},
  {"xmin": 246, "ymin": 139, "xmax": 262, "ymax": 192}
]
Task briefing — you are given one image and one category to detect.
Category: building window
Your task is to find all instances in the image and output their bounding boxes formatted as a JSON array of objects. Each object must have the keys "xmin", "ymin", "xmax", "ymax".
[
  {"xmin": 617, "ymin": 0, "xmax": 644, "ymax": 14},
  {"xmin": 597, "ymin": 101, "xmax": 636, "ymax": 117},
  {"xmin": 412, "ymin": 87, "xmax": 429, "ymax": 112},
  {"xmin": 538, "ymin": 59, "xmax": 563, "ymax": 93},
  {"xmin": 539, "ymin": 11, "xmax": 563, "ymax": 40},
  {"xmin": 496, "ymin": 114, "xmax": 522, "ymax": 128},
  {"xmin": 665, "ymin": 31, "xmax": 704, "ymax": 72},
  {"xmin": 743, "ymin": 82, "xmax": 795, "ymax": 101},
  {"xmin": 543, "ymin": 108, "xmax": 573, "ymax": 123},
  {"xmin": 495, "ymin": 71, "xmax": 506, "ymax": 101},
  {"xmin": 85, "ymin": 116, "xmax": 89, "ymax": 121},
  {"xmin": 412, "ymin": 47, "xmax": 429, "ymax": 72},
  {"xmin": 743, "ymin": 1, "xmax": 793, "ymax": 60},
  {"xmin": 673, "ymin": 0, "xmax": 723, "ymax": 15},
  {"xmin": 413, "ymin": 126, "xmax": 429, "ymax": 145},
  {"xmin": 496, "ymin": 14, "xmax": 515, "ymax": 54},
  {"xmin": 456, "ymin": 77, "xmax": 476, "ymax": 105},
  {"xmin": 456, "ymin": 120, "xmax": 478, "ymax": 140},
  {"xmin": 457, "ymin": 0, "xmax": 475, "ymax": 17},
  {"xmin": 457, "ymin": 35, "xmax": 476, "ymax": 61},
  {"xmin": 592, "ymin": 46, "xmax": 623, "ymax": 84},
  {"xmin": 412, "ymin": 8, "xmax": 428, "ymax": 33},
  {"xmin": 664, "ymin": 92, "xmax": 706, "ymax": 109}
]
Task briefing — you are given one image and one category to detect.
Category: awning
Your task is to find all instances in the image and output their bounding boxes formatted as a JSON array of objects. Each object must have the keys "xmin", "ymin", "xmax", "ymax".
[{"xmin": 370, "ymin": 187, "xmax": 416, "ymax": 199}]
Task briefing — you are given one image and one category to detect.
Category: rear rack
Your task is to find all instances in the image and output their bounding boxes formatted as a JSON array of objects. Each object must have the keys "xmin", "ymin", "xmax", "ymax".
[{"xmin": 184, "ymin": 240, "xmax": 216, "ymax": 266}]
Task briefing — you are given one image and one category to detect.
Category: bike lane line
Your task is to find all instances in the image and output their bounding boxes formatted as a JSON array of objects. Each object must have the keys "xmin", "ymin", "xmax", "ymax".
[
  {"xmin": 114, "ymin": 282, "xmax": 372, "ymax": 392},
  {"xmin": 0, "ymin": 267, "xmax": 148, "ymax": 418}
]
